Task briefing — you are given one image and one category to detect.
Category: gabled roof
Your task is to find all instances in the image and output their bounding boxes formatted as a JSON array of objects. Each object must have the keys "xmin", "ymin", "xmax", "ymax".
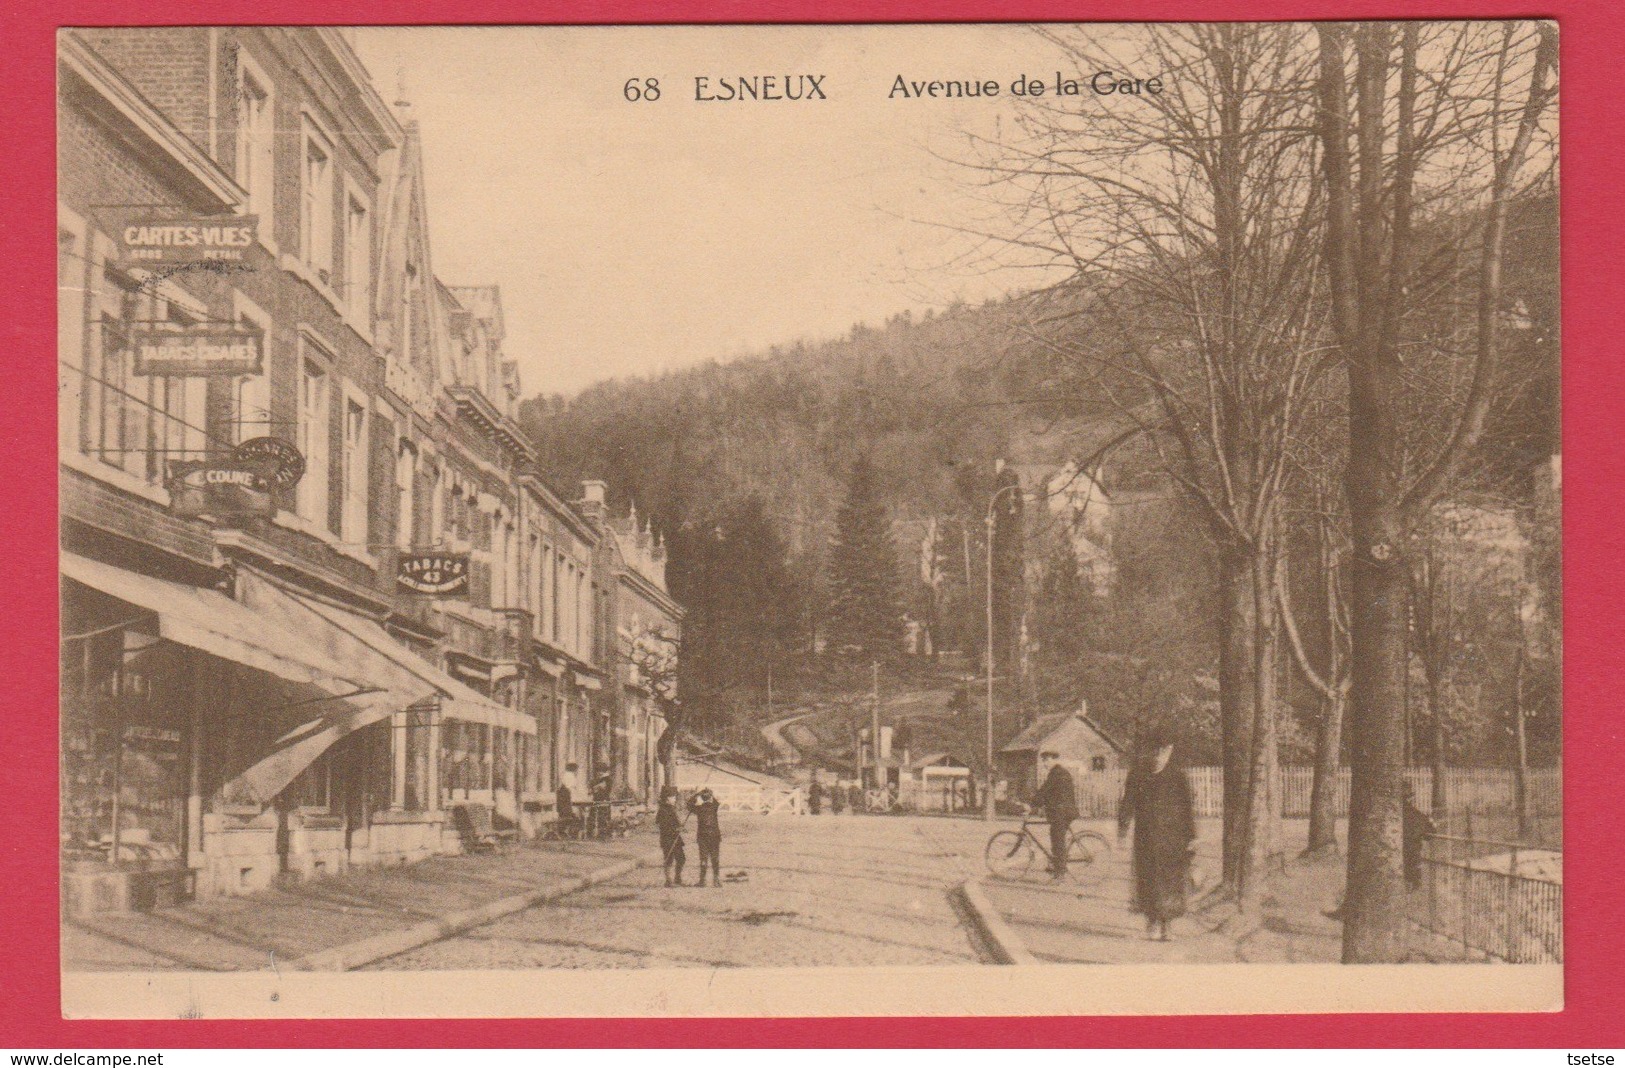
[
  {"xmin": 1000, "ymin": 712, "xmax": 1124, "ymax": 755},
  {"xmin": 908, "ymin": 752, "xmax": 969, "ymax": 771}
]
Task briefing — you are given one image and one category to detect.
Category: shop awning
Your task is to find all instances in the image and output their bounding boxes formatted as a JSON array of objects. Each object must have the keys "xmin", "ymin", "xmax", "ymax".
[
  {"xmin": 61, "ymin": 553, "xmax": 363, "ymax": 694},
  {"xmin": 224, "ymin": 690, "xmax": 402, "ymax": 805},
  {"xmin": 236, "ymin": 568, "xmax": 536, "ymax": 736},
  {"xmin": 62, "ymin": 553, "xmax": 406, "ymax": 805}
]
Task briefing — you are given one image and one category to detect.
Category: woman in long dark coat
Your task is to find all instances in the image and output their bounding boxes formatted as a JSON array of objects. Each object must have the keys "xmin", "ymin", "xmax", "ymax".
[{"xmin": 1117, "ymin": 731, "xmax": 1196, "ymax": 941}]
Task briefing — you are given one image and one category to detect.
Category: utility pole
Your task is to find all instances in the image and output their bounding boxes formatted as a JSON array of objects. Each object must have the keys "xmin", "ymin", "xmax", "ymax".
[
  {"xmin": 871, "ymin": 661, "xmax": 881, "ymax": 792},
  {"xmin": 985, "ymin": 480, "xmax": 1021, "ymax": 821},
  {"xmin": 986, "ymin": 503, "xmax": 996, "ymax": 822}
]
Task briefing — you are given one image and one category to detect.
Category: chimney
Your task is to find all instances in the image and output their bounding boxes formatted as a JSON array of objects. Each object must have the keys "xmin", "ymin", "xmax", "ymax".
[{"xmin": 579, "ymin": 480, "xmax": 608, "ymax": 521}]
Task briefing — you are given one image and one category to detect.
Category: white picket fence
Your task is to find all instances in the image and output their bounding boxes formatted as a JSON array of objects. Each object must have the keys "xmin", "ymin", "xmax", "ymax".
[
  {"xmin": 696, "ymin": 781, "xmax": 805, "ymax": 815},
  {"xmin": 678, "ymin": 767, "xmax": 1559, "ymax": 826},
  {"xmin": 1063, "ymin": 764, "xmax": 1561, "ymax": 821}
]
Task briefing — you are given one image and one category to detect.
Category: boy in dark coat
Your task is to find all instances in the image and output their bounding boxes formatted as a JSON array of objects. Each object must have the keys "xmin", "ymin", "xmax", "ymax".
[
  {"xmin": 1033, "ymin": 751, "xmax": 1080, "ymax": 878},
  {"xmin": 656, "ymin": 786, "xmax": 686, "ymax": 886},
  {"xmin": 688, "ymin": 787, "xmax": 723, "ymax": 887}
]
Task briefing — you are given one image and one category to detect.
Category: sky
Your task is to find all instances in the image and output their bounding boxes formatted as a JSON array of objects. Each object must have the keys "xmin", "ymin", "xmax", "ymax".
[{"xmin": 352, "ymin": 25, "xmax": 1091, "ymax": 397}]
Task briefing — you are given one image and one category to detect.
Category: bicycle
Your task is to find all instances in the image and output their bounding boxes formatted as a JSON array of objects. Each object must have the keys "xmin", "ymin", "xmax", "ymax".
[{"xmin": 984, "ymin": 819, "xmax": 1111, "ymax": 880}]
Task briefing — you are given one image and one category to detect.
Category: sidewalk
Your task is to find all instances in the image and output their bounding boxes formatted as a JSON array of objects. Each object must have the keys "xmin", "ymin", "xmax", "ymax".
[
  {"xmin": 918, "ymin": 816, "xmax": 1347, "ymax": 964},
  {"xmin": 63, "ymin": 837, "xmax": 652, "ymax": 972}
]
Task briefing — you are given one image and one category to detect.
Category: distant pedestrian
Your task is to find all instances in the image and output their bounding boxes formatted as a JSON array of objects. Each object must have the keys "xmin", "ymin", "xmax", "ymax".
[
  {"xmin": 1118, "ymin": 728, "xmax": 1196, "ymax": 941},
  {"xmin": 688, "ymin": 787, "xmax": 723, "ymax": 887},
  {"xmin": 555, "ymin": 764, "xmax": 580, "ymax": 839},
  {"xmin": 592, "ymin": 771, "xmax": 613, "ymax": 839},
  {"xmin": 830, "ymin": 780, "xmax": 845, "ymax": 815},
  {"xmin": 657, "ymin": 786, "xmax": 687, "ymax": 886},
  {"xmin": 1032, "ymin": 751, "xmax": 1079, "ymax": 879},
  {"xmin": 808, "ymin": 776, "xmax": 824, "ymax": 815},
  {"xmin": 1403, "ymin": 789, "xmax": 1436, "ymax": 891}
]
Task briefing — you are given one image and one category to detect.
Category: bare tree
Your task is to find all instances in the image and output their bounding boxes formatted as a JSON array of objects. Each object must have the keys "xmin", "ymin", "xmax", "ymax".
[
  {"xmin": 632, "ymin": 626, "xmax": 683, "ymax": 789},
  {"xmin": 960, "ymin": 24, "xmax": 1331, "ymax": 904},
  {"xmin": 1279, "ymin": 472, "xmax": 1352, "ymax": 857},
  {"xmin": 1312, "ymin": 20, "xmax": 1556, "ymax": 962}
]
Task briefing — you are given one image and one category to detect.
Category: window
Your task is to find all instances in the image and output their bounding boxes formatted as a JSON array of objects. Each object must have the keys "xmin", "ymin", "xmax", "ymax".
[
  {"xmin": 75, "ymin": 252, "xmax": 207, "ymax": 486},
  {"xmin": 232, "ymin": 292, "xmax": 272, "ymax": 445},
  {"xmin": 287, "ymin": 750, "xmax": 332, "ymax": 811},
  {"xmin": 526, "ymin": 533, "xmax": 541, "ymax": 619},
  {"xmin": 549, "ymin": 549, "xmax": 561, "ymax": 642},
  {"xmin": 235, "ymin": 59, "xmax": 275, "ymax": 232},
  {"xmin": 296, "ymin": 356, "xmax": 329, "ymax": 525},
  {"xmin": 301, "ymin": 118, "xmax": 334, "ymax": 282},
  {"xmin": 58, "ymin": 214, "xmax": 86, "ymax": 452},
  {"xmin": 403, "ymin": 702, "xmax": 433, "ymax": 811},
  {"xmin": 400, "ymin": 262, "xmax": 418, "ymax": 371},
  {"xmin": 1091, "ymin": 756, "xmax": 1107, "ymax": 772},
  {"xmin": 344, "ymin": 188, "xmax": 370, "ymax": 316},
  {"xmin": 340, "ymin": 393, "xmax": 367, "ymax": 543},
  {"xmin": 395, "ymin": 441, "xmax": 417, "ymax": 551},
  {"xmin": 428, "ymin": 462, "xmax": 444, "ymax": 545}
]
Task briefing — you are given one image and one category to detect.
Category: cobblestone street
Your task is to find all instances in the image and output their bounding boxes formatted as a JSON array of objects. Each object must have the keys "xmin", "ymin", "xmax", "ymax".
[
  {"xmin": 373, "ymin": 813, "xmax": 984, "ymax": 969},
  {"xmin": 64, "ymin": 812, "xmax": 1357, "ymax": 973}
]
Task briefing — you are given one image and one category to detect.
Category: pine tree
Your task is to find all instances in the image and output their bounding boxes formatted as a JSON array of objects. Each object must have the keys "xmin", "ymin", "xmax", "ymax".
[
  {"xmin": 1034, "ymin": 539, "xmax": 1091, "ymax": 670},
  {"xmin": 828, "ymin": 456, "xmax": 900, "ymax": 661}
]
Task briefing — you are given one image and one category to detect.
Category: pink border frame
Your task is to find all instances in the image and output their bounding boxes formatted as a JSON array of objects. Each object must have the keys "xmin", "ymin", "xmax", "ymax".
[{"xmin": 5, "ymin": 0, "xmax": 1621, "ymax": 1046}]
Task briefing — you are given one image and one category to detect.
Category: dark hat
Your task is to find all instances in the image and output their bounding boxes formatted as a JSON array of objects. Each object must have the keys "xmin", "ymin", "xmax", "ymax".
[{"xmin": 1143, "ymin": 723, "xmax": 1177, "ymax": 750}]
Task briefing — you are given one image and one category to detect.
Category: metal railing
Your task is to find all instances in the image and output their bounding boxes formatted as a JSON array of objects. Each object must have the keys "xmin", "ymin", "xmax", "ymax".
[{"xmin": 1413, "ymin": 833, "xmax": 1562, "ymax": 963}]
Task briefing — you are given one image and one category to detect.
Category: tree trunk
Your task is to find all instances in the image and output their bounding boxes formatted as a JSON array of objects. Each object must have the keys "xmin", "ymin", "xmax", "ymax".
[
  {"xmin": 1428, "ymin": 673, "xmax": 1448, "ymax": 819},
  {"xmin": 1512, "ymin": 645, "xmax": 1530, "ymax": 840},
  {"xmin": 1306, "ymin": 537, "xmax": 1344, "ymax": 856},
  {"xmin": 1218, "ymin": 550, "xmax": 1256, "ymax": 895},
  {"xmin": 1238, "ymin": 537, "xmax": 1281, "ymax": 906},
  {"xmin": 1342, "ymin": 534, "xmax": 1411, "ymax": 962},
  {"xmin": 1306, "ymin": 688, "xmax": 1345, "ymax": 854}
]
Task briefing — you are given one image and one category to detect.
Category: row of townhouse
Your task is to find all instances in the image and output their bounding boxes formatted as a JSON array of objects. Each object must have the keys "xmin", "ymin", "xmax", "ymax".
[{"xmin": 57, "ymin": 27, "xmax": 681, "ymax": 916}]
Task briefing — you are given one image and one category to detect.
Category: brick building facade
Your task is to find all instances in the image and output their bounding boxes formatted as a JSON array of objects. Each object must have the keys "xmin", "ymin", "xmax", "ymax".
[{"xmin": 58, "ymin": 28, "xmax": 679, "ymax": 916}]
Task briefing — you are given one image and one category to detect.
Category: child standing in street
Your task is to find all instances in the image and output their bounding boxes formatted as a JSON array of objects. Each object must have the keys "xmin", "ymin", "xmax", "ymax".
[
  {"xmin": 687, "ymin": 787, "xmax": 723, "ymax": 887},
  {"xmin": 657, "ymin": 786, "xmax": 687, "ymax": 886}
]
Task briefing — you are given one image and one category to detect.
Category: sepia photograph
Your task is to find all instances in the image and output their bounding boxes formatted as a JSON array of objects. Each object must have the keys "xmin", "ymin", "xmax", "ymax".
[{"xmin": 54, "ymin": 21, "xmax": 1561, "ymax": 1018}]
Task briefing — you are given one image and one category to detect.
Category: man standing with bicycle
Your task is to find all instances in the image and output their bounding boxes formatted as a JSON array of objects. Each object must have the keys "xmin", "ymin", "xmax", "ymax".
[{"xmin": 1033, "ymin": 751, "xmax": 1079, "ymax": 879}]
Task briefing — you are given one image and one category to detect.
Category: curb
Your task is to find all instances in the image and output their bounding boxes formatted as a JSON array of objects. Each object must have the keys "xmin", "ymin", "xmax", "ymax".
[
  {"xmin": 955, "ymin": 879, "xmax": 1039, "ymax": 966},
  {"xmin": 292, "ymin": 856, "xmax": 645, "ymax": 971}
]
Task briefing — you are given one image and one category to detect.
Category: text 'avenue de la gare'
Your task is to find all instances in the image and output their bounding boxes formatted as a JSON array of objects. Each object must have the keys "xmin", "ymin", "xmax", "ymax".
[
  {"xmin": 625, "ymin": 72, "xmax": 1166, "ymax": 103},
  {"xmin": 887, "ymin": 71, "xmax": 1165, "ymax": 99}
]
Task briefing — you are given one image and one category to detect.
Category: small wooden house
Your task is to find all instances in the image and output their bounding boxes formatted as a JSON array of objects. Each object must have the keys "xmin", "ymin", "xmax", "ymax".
[{"xmin": 997, "ymin": 706, "xmax": 1125, "ymax": 798}]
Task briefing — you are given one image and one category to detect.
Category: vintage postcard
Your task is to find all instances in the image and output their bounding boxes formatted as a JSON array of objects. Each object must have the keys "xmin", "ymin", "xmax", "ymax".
[{"xmin": 56, "ymin": 21, "xmax": 1561, "ymax": 1018}]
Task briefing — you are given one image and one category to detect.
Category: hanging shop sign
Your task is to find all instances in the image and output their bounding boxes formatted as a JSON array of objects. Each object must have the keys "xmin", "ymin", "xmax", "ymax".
[
  {"xmin": 397, "ymin": 552, "xmax": 471, "ymax": 596},
  {"xmin": 232, "ymin": 437, "xmax": 305, "ymax": 489},
  {"xmin": 120, "ymin": 215, "xmax": 258, "ymax": 265},
  {"xmin": 166, "ymin": 460, "xmax": 275, "ymax": 520},
  {"xmin": 131, "ymin": 324, "xmax": 263, "ymax": 377}
]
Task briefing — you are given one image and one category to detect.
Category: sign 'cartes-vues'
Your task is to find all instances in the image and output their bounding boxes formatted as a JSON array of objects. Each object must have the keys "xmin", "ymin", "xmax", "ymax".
[
  {"xmin": 397, "ymin": 553, "xmax": 471, "ymax": 595},
  {"xmin": 120, "ymin": 215, "xmax": 258, "ymax": 264}
]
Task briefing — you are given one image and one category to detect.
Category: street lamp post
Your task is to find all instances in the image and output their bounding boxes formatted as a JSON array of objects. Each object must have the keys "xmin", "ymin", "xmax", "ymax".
[{"xmin": 984, "ymin": 481, "xmax": 1022, "ymax": 821}]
